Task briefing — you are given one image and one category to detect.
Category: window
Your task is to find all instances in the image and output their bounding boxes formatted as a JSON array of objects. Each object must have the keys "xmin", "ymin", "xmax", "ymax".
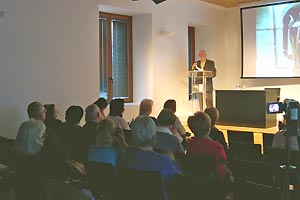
[
  {"xmin": 188, "ymin": 26, "xmax": 195, "ymax": 100},
  {"xmin": 99, "ymin": 12, "xmax": 133, "ymax": 102}
]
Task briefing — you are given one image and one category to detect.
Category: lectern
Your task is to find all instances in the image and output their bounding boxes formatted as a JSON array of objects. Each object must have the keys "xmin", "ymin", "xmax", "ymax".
[{"xmin": 188, "ymin": 70, "xmax": 214, "ymax": 111}]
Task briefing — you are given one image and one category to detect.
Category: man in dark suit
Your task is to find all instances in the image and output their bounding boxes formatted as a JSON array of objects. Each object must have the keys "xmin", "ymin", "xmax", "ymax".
[{"xmin": 192, "ymin": 50, "xmax": 216, "ymax": 111}]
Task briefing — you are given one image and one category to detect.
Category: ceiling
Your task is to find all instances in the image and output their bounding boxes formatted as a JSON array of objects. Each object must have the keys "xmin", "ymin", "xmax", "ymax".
[{"xmin": 200, "ymin": 0, "xmax": 266, "ymax": 8}]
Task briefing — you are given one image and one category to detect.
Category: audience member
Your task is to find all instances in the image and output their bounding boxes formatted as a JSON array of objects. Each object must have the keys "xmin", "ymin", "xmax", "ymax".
[
  {"xmin": 187, "ymin": 112, "xmax": 227, "ymax": 181},
  {"xmin": 14, "ymin": 119, "xmax": 48, "ymax": 200},
  {"xmin": 272, "ymin": 116, "xmax": 299, "ymax": 151},
  {"xmin": 82, "ymin": 104, "xmax": 102, "ymax": 159},
  {"xmin": 60, "ymin": 105, "xmax": 84, "ymax": 160},
  {"xmin": 154, "ymin": 109, "xmax": 184, "ymax": 156},
  {"xmin": 163, "ymin": 99, "xmax": 186, "ymax": 144},
  {"xmin": 204, "ymin": 107, "xmax": 228, "ymax": 153},
  {"xmin": 124, "ymin": 116, "xmax": 182, "ymax": 199},
  {"xmin": 139, "ymin": 98, "xmax": 157, "ymax": 125},
  {"xmin": 15, "ymin": 119, "xmax": 46, "ymax": 156},
  {"xmin": 44, "ymin": 104, "xmax": 63, "ymax": 133},
  {"xmin": 27, "ymin": 101, "xmax": 47, "ymax": 121},
  {"xmin": 107, "ymin": 99, "xmax": 132, "ymax": 144},
  {"xmin": 88, "ymin": 119, "xmax": 126, "ymax": 172},
  {"xmin": 27, "ymin": 101, "xmax": 69, "ymax": 178},
  {"xmin": 94, "ymin": 97, "xmax": 108, "ymax": 120},
  {"xmin": 107, "ymin": 99, "xmax": 130, "ymax": 130}
]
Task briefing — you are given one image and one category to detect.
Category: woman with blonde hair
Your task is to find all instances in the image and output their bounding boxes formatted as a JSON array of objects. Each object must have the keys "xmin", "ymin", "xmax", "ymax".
[
  {"xmin": 138, "ymin": 98, "xmax": 157, "ymax": 125},
  {"xmin": 88, "ymin": 119, "xmax": 127, "ymax": 172}
]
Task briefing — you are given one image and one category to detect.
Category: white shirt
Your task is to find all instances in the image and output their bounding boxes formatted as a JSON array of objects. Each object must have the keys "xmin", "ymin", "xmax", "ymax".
[
  {"xmin": 157, "ymin": 126, "xmax": 173, "ymax": 135},
  {"xmin": 173, "ymin": 117, "xmax": 186, "ymax": 142},
  {"xmin": 106, "ymin": 116, "xmax": 130, "ymax": 130}
]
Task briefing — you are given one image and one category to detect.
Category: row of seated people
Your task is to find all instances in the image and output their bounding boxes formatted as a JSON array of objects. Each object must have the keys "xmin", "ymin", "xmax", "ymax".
[{"xmin": 11, "ymin": 98, "xmax": 231, "ymax": 200}]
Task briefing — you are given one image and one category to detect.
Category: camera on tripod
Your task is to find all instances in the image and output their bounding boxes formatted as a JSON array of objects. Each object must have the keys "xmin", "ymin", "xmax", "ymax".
[{"xmin": 266, "ymin": 99, "xmax": 300, "ymax": 136}]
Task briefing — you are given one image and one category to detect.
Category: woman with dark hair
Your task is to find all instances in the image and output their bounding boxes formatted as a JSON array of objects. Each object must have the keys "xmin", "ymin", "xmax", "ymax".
[
  {"xmin": 107, "ymin": 99, "xmax": 130, "ymax": 131},
  {"xmin": 94, "ymin": 97, "xmax": 108, "ymax": 119},
  {"xmin": 163, "ymin": 99, "xmax": 187, "ymax": 147},
  {"xmin": 44, "ymin": 104, "xmax": 63, "ymax": 133}
]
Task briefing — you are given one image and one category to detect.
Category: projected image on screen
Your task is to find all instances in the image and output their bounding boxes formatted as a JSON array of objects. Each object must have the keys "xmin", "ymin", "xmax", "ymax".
[{"xmin": 241, "ymin": 1, "xmax": 300, "ymax": 78}]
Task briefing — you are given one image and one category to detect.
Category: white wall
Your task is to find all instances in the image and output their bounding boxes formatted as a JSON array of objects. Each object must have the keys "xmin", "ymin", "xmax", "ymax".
[
  {"xmin": 0, "ymin": 0, "xmax": 99, "ymax": 138},
  {"xmin": 2, "ymin": 0, "xmax": 296, "ymax": 138},
  {"xmin": 99, "ymin": 0, "xmax": 226, "ymax": 121}
]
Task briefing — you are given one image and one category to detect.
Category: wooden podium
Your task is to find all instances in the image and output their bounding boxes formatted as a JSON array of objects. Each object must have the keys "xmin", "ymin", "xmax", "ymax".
[
  {"xmin": 188, "ymin": 70, "xmax": 214, "ymax": 111},
  {"xmin": 215, "ymin": 88, "xmax": 280, "ymax": 128}
]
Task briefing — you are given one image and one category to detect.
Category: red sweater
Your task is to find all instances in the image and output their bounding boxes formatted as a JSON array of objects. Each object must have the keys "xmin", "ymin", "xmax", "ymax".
[{"xmin": 187, "ymin": 137, "xmax": 227, "ymax": 181}]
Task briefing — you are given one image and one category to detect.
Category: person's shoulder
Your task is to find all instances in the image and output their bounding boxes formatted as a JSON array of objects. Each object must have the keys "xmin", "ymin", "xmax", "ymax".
[
  {"xmin": 210, "ymin": 139, "xmax": 225, "ymax": 153},
  {"xmin": 210, "ymin": 127, "xmax": 223, "ymax": 137},
  {"xmin": 207, "ymin": 59, "xmax": 214, "ymax": 63}
]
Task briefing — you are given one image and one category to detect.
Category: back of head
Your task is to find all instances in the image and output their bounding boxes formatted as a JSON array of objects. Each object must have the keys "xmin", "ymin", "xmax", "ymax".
[
  {"xmin": 15, "ymin": 119, "xmax": 46, "ymax": 156},
  {"xmin": 94, "ymin": 97, "xmax": 108, "ymax": 111},
  {"xmin": 157, "ymin": 109, "xmax": 177, "ymax": 127},
  {"xmin": 27, "ymin": 101, "xmax": 46, "ymax": 121},
  {"xmin": 109, "ymin": 99, "xmax": 124, "ymax": 117},
  {"xmin": 163, "ymin": 99, "xmax": 176, "ymax": 113},
  {"xmin": 130, "ymin": 116, "xmax": 157, "ymax": 148},
  {"xmin": 96, "ymin": 119, "xmax": 115, "ymax": 147},
  {"xmin": 139, "ymin": 99, "xmax": 153, "ymax": 116},
  {"xmin": 85, "ymin": 104, "xmax": 100, "ymax": 122},
  {"xmin": 204, "ymin": 107, "xmax": 219, "ymax": 126},
  {"xmin": 188, "ymin": 112, "xmax": 211, "ymax": 137},
  {"xmin": 44, "ymin": 104, "xmax": 56, "ymax": 121},
  {"xmin": 65, "ymin": 105, "xmax": 84, "ymax": 125}
]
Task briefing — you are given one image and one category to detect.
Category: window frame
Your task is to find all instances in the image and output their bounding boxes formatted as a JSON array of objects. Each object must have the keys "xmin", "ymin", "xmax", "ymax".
[
  {"xmin": 99, "ymin": 12, "xmax": 133, "ymax": 103},
  {"xmin": 188, "ymin": 26, "xmax": 196, "ymax": 100}
]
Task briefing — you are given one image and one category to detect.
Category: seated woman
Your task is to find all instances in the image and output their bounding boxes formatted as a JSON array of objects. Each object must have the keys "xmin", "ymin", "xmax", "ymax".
[
  {"xmin": 163, "ymin": 99, "xmax": 187, "ymax": 145},
  {"xmin": 107, "ymin": 99, "xmax": 130, "ymax": 130},
  {"xmin": 107, "ymin": 99, "xmax": 132, "ymax": 144},
  {"xmin": 14, "ymin": 119, "xmax": 48, "ymax": 200},
  {"xmin": 187, "ymin": 112, "xmax": 227, "ymax": 181},
  {"xmin": 138, "ymin": 98, "xmax": 157, "ymax": 125},
  {"xmin": 94, "ymin": 97, "xmax": 108, "ymax": 120},
  {"xmin": 125, "ymin": 116, "xmax": 182, "ymax": 199},
  {"xmin": 88, "ymin": 119, "xmax": 127, "ymax": 172}
]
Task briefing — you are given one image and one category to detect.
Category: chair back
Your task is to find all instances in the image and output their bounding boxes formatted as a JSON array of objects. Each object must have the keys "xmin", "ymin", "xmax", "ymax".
[
  {"xmin": 227, "ymin": 130, "xmax": 254, "ymax": 144},
  {"xmin": 168, "ymin": 174, "xmax": 227, "ymax": 200},
  {"xmin": 84, "ymin": 160, "xmax": 116, "ymax": 198},
  {"xmin": 231, "ymin": 157, "xmax": 276, "ymax": 186},
  {"xmin": 229, "ymin": 141, "xmax": 262, "ymax": 161},
  {"xmin": 175, "ymin": 154, "xmax": 216, "ymax": 179},
  {"xmin": 0, "ymin": 136, "xmax": 15, "ymax": 165},
  {"xmin": 117, "ymin": 167, "xmax": 164, "ymax": 200}
]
